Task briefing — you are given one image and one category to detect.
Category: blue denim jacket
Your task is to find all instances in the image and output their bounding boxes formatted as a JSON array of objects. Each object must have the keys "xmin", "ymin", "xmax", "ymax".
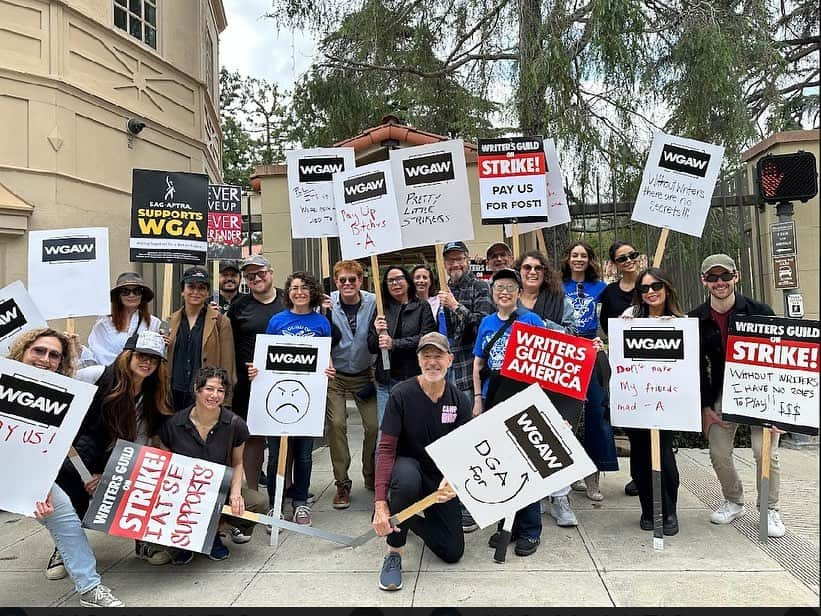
[{"xmin": 329, "ymin": 289, "xmax": 377, "ymax": 373}]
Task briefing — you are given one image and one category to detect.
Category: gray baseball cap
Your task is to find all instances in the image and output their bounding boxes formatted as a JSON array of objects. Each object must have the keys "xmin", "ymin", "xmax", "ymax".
[
  {"xmin": 124, "ymin": 330, "xmax": 167, "ymax": 360},
  {"xmin": 241, "ymin": 255, "xmax": 271, "ymax": 270},
  {"xmin": 700, "ymin": 254, "xmax": 737, "ymax": 274}
]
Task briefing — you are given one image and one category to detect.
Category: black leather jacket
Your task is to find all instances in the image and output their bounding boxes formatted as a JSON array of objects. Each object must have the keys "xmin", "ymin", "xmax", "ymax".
[{"xmin": 368, "ymin": 298, "xmax": 437, "ymax": 384}]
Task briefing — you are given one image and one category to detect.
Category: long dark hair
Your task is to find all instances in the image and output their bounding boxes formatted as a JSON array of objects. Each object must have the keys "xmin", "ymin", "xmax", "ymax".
[
  {"xmin": 381, "ymin": 266, "xmax": 416, "ymax": 303},
  {"xmin": 561, "ymin": 241, "xmax": 601, "ymax": 282},
  {"xmin": 608, "ymin": 240, "xmax": 637, "ymax": 263},
  {"xmin": 411, "ymin": 264, "xmax": 440, "ymax": 296},
  {"xmin": 512, "ymin": 250, "xmax": 563, "ymax": 296},
  {"xmin": 111, "ymin": 295, "xmax": 152, "ymax": 333},
  {"xmin": 630, "ymin": 267, "xmax": 684, "ymax": 317}
]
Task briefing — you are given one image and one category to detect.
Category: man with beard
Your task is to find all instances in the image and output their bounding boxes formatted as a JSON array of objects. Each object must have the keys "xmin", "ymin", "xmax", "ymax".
[{"xmin": 217, "ymin": 260, "xmax": 245, "ymax": 315}]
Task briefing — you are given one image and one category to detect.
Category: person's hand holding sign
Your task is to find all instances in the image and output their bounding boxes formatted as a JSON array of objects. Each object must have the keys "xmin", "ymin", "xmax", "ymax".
[
  {"xmin": 85, "ymin": 474, "xmax": 102, "ymax": 495},
  {"xmin": 435, "ymin": 478, "xmax": 457, "ymax": 503},
  {"xmin": 230, "ymin": 492, "xmax": 245, "ymax": 516},
  {"xmin": 372, "ymin": 500, "xmax": 400, "ymax": 536},
  {"xmin": 375, "ymin": 315, "xmax": 393, "ymax": 350},
  {"xmin": 438, "ymin": 290, "xmax": 458, "ymax": 311},
  {"xmin": 34, "ymin": 491, "xmax": 54, "ymax": 520}
]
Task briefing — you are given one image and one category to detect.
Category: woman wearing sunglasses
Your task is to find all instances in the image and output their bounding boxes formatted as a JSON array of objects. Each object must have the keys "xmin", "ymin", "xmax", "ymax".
[
  {"xmin": 84, "ymin": 272, "xmax": 161, "ymax": 367},
  {"xmin": 600, "ymin": 242, "xmax": 644, "ymax": 336},
  {"xmin": 621, "ymin": 267, "xmax": 684, "ymax": 536},
  {"xmin": 514, "ymin": 250, "xmax": 577, "ymax": 332}
]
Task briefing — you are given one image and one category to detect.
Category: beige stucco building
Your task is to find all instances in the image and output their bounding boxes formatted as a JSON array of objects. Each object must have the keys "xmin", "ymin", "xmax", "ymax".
[{"xmin": 0, "ymin": 0, "xmax": 225, "ymax": 334}]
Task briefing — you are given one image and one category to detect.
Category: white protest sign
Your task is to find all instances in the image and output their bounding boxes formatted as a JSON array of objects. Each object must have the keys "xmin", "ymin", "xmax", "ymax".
[
  {"xmin": 27, "ymin": 227, "xmax": 111, "ymax": 320},
  {"xmin": 83, "ymin": 440, "xmax": 231, "ymax": 554},
  {"xmin": 287, "ymin": 147, "xmax": 356, "ymax": 238},
  {"xmin": 478, "ymin": 136, "xmax": 549, "ymax": 225},
  {"xmin": 0, "ymin": 281, "xmax": 48, "ymax": 356},
  {"xmin": 248, "ymin": 334, "xmax": 331, "ymax": 437},
  {"xmin": 333, "ymin": 161, "xmax": 403, "ymax": 260},
  {"xmin": 631, "ymin": 132, "xmax": 725, "ymax": 237},
  {"xmin": 426, "ymin": 383, "xmax": 596, "ymax": 529},
  {"xmin": 721, "ymin": 315, "xmax": 820, "ymax": 436},
  {"xmin": 504, "ymin": 138, "xmax": 570, "ymax": 236},
  {"xmin": 390, "ymin": 140, "xmax": 474, "ymax": 248},
  {"xmin": 608, "ymin": 317, "xmax": 701, "ymax": 431},
  {"xmin": 0, "ymin": 357, "xmax": 96, "ymax": 516}
]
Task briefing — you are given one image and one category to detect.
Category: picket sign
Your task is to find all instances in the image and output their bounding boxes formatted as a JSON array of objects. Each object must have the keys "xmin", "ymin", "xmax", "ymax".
[{"xmin": 370, "ymin": 255, "xmax": 391, "ymax": 371}]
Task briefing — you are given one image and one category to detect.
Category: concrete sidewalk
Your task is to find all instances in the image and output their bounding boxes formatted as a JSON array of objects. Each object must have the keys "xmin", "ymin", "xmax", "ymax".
[{"xmin": 1, "ymin": 414, "xmax": 818, "ymax": 608}]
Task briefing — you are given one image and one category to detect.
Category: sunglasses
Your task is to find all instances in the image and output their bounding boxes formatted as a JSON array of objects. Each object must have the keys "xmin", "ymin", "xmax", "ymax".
[
  {"xmin": 703, "ymin": 272, "xmax": 735, "ymax": 283},
  {"xmin": 134, "ymin": 351, "xmax": 160, "ymax": 364},
  {"xmin": 614, "ymin": 251, "xmax": 640, "ymax": 264},
  {"xmin": 119, "ymin": 287, "xmax": 143, "ymax": 297},
  {"xmin": 30, "ymin": 346, "xmax": 63, "ymax": 362},
  {"xmin": 520, "ymin": 264, "xmax": 544, "ymax": 273},
  {"xmin": 638, "ymin": 281, "xmax": 665, "ymax": 294},
  {"xmin": 337, "ymin": 275, "xmax": 358, "ymax": 284},
  {"xmin": 244, "ymin": 270, "xmax": 269, "ymax": 281}
]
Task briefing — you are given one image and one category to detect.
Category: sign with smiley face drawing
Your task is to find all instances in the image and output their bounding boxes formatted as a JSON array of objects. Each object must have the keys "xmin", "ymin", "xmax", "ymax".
[
  {"xmin": 425, "ymin": 383, "xmax": 596, "ymax": 529},
  {"xmin": 247, "ymin": 334, "xmax": 331, "ymax": 437}
]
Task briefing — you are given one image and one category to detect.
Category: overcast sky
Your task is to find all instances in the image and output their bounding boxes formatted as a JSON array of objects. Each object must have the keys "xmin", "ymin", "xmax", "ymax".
[{"xmin": 219, "ymin": 0, "xmax": 317, "ymax": 90}]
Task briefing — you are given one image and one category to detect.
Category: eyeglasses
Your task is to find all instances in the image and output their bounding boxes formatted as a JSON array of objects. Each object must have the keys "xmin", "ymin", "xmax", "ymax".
[
  {"xmin": 493, "ymin": 283, "xmax": 519, "ymax": 293},
  {"xmin": 134, "ymin": 352, "xmax": 160, "ymax": 364},
  {"xmin": 119, "ymin": 287, "xmax": 143, "ymax": 297},
  {"xmin": 337, "ymin": 275, "xmax": 358, "ymax": 284},
  {"xmin": 614, "ymin": 251, "xmax": 640, "ymax": 264},
  {"xmin": 244, "ymin": 270, "xmax": 269, "ymax": 281},
  {"xmin": 520, "ymin": 264, "xmax": 544, "ymax": 273},
  {"xmin": 288, "ymin": 285, "xmax": 310, "ymax": 293},
  {"xmin": 488, "ymin": 252, "xmax": 509, "ymax": 260},
  {"xmin": 30, "ymin": 346, "xmax": 63, "ymax": 363},
  {"xmin": 387, "ymin": 277, "xmax": 405, "ymax": 286},
  {"xmin": 637, "ymin": 281, "xmax": 665, "ymax": 294},
  {"xmin": 703, "ymin": 272, "xmax": 735, "ymax": 283}
]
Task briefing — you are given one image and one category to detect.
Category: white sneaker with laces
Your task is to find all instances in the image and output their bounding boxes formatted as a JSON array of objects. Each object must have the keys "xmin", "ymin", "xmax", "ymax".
[
  {"xmin": 767, "ymin": 509, "xmax": 786, "ymax": 537},
  {"xmin": 79, "ymin": 584, "xmax": 125, "ymax": 608},
  {"xmin": 45, "ymin": 548, "xmax": 67, "ymax": 580},
  {"xmin": 549, "ymin": 495, "xmax": 578, "ymax": 527},
  {"xmin": 710, "ymin": 500, "xmax": 745, "ymax": 524},
  {"xmin": 230, "ymin": 526, "xmax": 252, "ymax": 544},
  {"xmin": 293, "ymin": 505, "xmax": 313, "ymax": 526}
]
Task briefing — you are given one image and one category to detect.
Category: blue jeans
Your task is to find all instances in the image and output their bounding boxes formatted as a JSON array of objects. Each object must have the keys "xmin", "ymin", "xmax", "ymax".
[
  {"xmin": 583, "ymin": 367, "xmax": 619, "ymax": 471},
  {"xmin": 376, "ymin": 377, "xmax": 402, "ymax": 431},
  {"xmin": 38, "ymin": 484, "xmax": 100, "ymax": 593},
  {"xmin": 267, "ymin": 436, "xmax": 313, "ymax": 507},
  {"xmin": 499, "ymin": 500, "xmax": 542, "ymax": 541}
]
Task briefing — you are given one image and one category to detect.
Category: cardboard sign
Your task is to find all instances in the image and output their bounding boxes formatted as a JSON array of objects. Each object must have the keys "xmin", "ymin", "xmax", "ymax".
[
  {"xmin": 247, "ymin": 334, "xmax": 331, "ymax": 437},
  {"xmin": 390, "ymin": 140, "xmax": 474, "ymax": 248},
  {"xmin": 286, "ymin": 147, "xmax": 356, "ymax": 238},
  {"xmin": 500, "ymin": 321, "xmax": 596, "ymax": 401},
  {"xmin": 332, "ymin": 161, "xmax": 403, "ymax": 260},
  {"xmin": 207, "ymin": 183, "xmax": 243, "ymax": 259},
  {"xmin": 130, "ymin": 169, "xmax": 209, "ymax": 265},
  {"xmin": 83, "ymin": 440, "xmax": 231, "ymax": 554},
  {"xmin": 608, "ymin": 317, "xmax": 701, "ymax": 431},
  {"xmin": 27, "ymin": 227, "xmax": 111, "ymax": 320},
  {"xmin": 0, "ymin": 281, "xmax": 48, "ymax": 356},
  {"xmin": 631, "ymin": 133, "xmax": 724, "ymax": 237},
  {"xmin": 720, "ymin": 315, "xmax": 820, "ymax": 435},
  {"xmin": 426, "ymin": 383, "xmax": 596, "ymax": 529},
  {"xmin": 0, "ymin": 357, "xmax": 96, "ymax": 516},
  {"xmin": 478, "ymin": 136, "xmax": 549, "ymax": 224}
]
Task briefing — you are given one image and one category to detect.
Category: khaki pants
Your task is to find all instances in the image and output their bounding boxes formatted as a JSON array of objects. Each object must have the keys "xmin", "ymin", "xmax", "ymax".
[
  {"xmin": 224, "ymin": 485, "xmax": 269, "ymax": 535},
  {"xmin": 707, "ymin": 400, "xmax": 781, "ymax": 509},
  {"xmin": 325, "ymin": 371, "xmax": 378, "ymax": 486}
]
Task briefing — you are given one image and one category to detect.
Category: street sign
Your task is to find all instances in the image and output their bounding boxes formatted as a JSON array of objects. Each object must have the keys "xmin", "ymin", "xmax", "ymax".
[
  {"xmin": 770, "ymin": 221, "xmax": 797, "ymax": 257},
  {"xmin": 785, "ymin": 293, "xmax": 804, "ymax": 318},
  {"xmin": 772, "ymin": 255, "xmax": 799, "ymax": 289}
]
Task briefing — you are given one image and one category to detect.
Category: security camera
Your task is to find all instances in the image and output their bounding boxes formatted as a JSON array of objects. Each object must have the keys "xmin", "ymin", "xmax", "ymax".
[{"xmin": 127, "ymin": 118, "xmax": 146, "ymax": 135}]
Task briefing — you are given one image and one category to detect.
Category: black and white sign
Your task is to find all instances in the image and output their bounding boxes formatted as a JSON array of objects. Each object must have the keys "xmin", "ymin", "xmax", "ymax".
[
  {"xmin": 770, "ymin": 221, "xmax": 797, "ymax": 257},
  {"xmin": 0, "ymin": 281, "xmax": 47, "ymax": 356},
  {"xmin": 28, "ymin": 227, "xmax": 110, "ymax": 320}
]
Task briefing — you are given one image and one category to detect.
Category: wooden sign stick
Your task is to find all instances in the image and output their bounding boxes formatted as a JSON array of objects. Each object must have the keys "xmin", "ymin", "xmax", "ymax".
[
  {"xmin": 270, "ymin": 435, "xmax": 288, "ymax": 547},
  {"xmin": 370, "ymin": 254, "xmax": 390, "ymax": 370},
  {"xmin": 161, "ymin": 264, "xmax": 173, "ymax": 323},
  {"xmin": 535, "ymin": 229, "xmax": 547, "ymax": 255},
  {"xmin": 511, "ymin": 223, "xmax": 520, "ymax": 261},
  {"xmin": 320, "ymin": 237, "xmax": 331, "ymax": 283},
  {"xmin": 212, "ymin": 260, "xmax": 220, "ymax": 306},
  {"xmin": 350, "ymin": 490, "xmax": 441, "ymax": 547},
  {"xmin": 221, "ymin": 505, "xmax": 354, "ymax": 545},
  {"xmin": 759, "ymin": 428, "xmax": 772, "ymax": 543}
]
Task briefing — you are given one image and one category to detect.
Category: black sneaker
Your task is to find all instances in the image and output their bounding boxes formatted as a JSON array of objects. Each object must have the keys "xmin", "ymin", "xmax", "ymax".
[
  {"xmin": 514, "ymin": 536, "xmax": 540, "ymax": 556},
  {"xmin": 625, "ymin": 480, "xmax": 639, "ymax": 496},
  {"xmin": 639, "ymin": 516, "xmax": 653, "ymax": 531},
  {"xmin": 461, "ymin": 508, "xmax": 478, "ymax": 533},
  {"xmin": 378, "ymin": 552, "xmax": 402, "ymax": 591},
  {"xmin": 487, "ymin": 531, "xmax": 514, "ymax": 549},
  {"xmin": 259, "ymin": 470, "xmax": 267, "ymax": 486},
  {"xmin": 663, "ymin": 514, "xmax": 679, "ymax": 536},
  {"xmin": 209, "ymin": 533, "xmax": 230, "ymax": 561}
]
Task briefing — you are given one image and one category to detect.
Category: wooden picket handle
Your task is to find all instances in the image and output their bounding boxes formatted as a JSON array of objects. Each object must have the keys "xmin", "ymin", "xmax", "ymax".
[
  {"xmin": 511, "ymin": 223, "xmax": 520, "ymax": 261},
  {"xmin": 211, "ymin": 260, "xmax": 220, "ymax": 306},
  {"xmin": 270, "ymin": 435, "xmax": 288, "ymax": 548},
  {"xmin": 162, "ymin": 263, "xmax": 173, "ymax": 322},
  {"xmin": 535, "ymin": 229, "xmax": 547, "ymax": 255},
  {"xmin": 370, "ymin": 254, "xmax": 390, "ymax": 370},
  {"xmin": 759, "ymin": 428, "xmax": 772, "ymax": 542}
]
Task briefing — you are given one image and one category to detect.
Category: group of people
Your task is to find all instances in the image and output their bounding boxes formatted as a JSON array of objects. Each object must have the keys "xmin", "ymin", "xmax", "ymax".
[{"xmin": 5, "ymin": 237, "xmax": 788, "ymax": 602}]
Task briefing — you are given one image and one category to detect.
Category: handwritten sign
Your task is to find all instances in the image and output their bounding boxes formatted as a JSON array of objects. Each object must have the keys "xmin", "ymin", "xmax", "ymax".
[
  {"xmin": 389, "ymin": 140, "xmax": 473, "ymax": 248},
  {"xmin": 607, "ymin": 317, "xmax": 701, "ymax": 431},
  {"xmin": 83, "ymin": 440, "xmax": 231, "ymax": 554},
  {"xmin": 28, "ymin": 227, "xmax": 111, "ymax": 320},
  {"xmin": 720, "ymin": 315, "xmax": 819, "ymax": 435},
  {"xmin": 0, "ymin": 357, "xmax": 96, "ymax": 516},
  {"xmin": 287, "ymin": 147, "xmax": 356, "ymax": 238},
  {"xmin": 631, "ymin": 133, "xmax": 724, "ymax": 238},
  {"xmin": 426, "ymin": 383, "xmax": 595, "ymax": 529},
  {"xmin": 500, "ymin": 321, "xmax": 595, "ymax": 401},
  {"xmin": 478, "ymin": 136, "xmax": 549, "ymax": 224},
  {"xmin": 0, "ymin": 281, "xmax": 47, "ymax": 356},
  {"xmin": 247, "ymin": 334, "xmax": 331, "ymax": 437},
  {"xmin": 207, "ymin": 183, "xmax": 242, "ymax": 259},
  {"xmin": 333, "ymin": 160, "xmax": 403, "ymax": 260}
]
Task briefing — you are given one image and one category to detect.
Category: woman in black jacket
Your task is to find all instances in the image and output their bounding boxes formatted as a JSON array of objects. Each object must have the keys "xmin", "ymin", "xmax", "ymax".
[{"xmin": 369, "ymin": 265, "xmax": 437, "ymax": 428}]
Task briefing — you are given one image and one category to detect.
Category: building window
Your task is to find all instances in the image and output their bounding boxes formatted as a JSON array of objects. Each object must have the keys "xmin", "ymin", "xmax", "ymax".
[
  {"xmin": 204, "ymin": 31, "xmax": 214, "ymax": 97},
  {"xmin": 114, "ymin": 0, "xmax": 157, "ymax": 49}
]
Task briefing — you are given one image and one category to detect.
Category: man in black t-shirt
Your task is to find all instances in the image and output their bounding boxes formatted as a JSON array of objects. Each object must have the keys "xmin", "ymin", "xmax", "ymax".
[
  {"xmin": 372, "ymin": 332, "xmax": 470, "ymax": 591},
  {"xmin": 217, "ymin": 260, "xmax": 245, "ymax": 315}
]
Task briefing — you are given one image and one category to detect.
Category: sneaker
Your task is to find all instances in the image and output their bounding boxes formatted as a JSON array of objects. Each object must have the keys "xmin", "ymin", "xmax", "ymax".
[
  {"xmin": 259, "ymin": 470, "xmax": 267, "ymax": 487},
  {"xmin": 514, "ymin": 536, "xmax": 540, "ymax": 556},
  {"xmin": 584, "ymin": 472, "xmax": 604, "ymax": 502},
  {"xmin": 172, "ymin": 549, "xmax": 194, "ymax": 565},
  {"xmin": 45, "ymin": 547, "xmax": 67, "ymax": 580},
  {"xmin": 709, "ymin": 500, "xmax": 745, "ymax": 524},
  {"xmin": 571, "ymin": 479, "xmax": 586, "ymax": 492},
  {"xmin": 767, "ymin": 509, "xmax": 786, "ymax": 538},
  {"xmin": 549, "ymin": 495, "xmax": 578, "ymax": 527},
  {"xmin": 293, "ymin": 505, "xmax": 313, "ymax": 526},
  {"xmin": 378, "ymin": 552, "xmax": 403, "ymax": 591},
  {"xmin": 79, "ymin": 584, "xmax": 125, "ymax": 608},
  {"xmin": 230, "ymin": 526, "xmax": 252, "ymax": 544},
  {"xmin": 333, "ymin": 480, "xmax": 352, "ymax": 509},
  {"xmin": 208, "ymin": 534, "xmax": 230, "ymax": 561},
  {"xmin": 639, "ymin": 515, "xmax": 653, "ymax": 531},
  {"xmin": 264, "ymin": 508, "xmax": 282, "ymax": 535},
  {"xmin": 134, "ymin": 541, "xmax": 172, "ymax": 565},
  {"xmin": 461, "ymin": 508, "xmax": 479, "ymax": 533},
  {"xmin": 488, "ymin": 531, "xmax": 515, "ymax": 549},
  {"xmin": 624, "ymin": 479, "xmax": 639, "ymax": 496},
  {"xmin": 663, "ymin": 514, "xmax": 679, "ymax": 536}
]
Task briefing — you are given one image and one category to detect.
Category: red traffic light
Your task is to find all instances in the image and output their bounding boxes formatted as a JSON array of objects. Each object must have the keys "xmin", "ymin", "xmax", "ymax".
[{"xmin": 756, "ymin": 151, "xmax": 818, "ymax": 203}]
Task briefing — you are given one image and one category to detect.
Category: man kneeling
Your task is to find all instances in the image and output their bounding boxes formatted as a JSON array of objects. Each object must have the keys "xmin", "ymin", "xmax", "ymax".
[{"xmin": 372, "ymin": 332, "xmax": 470, "ymax": 591}]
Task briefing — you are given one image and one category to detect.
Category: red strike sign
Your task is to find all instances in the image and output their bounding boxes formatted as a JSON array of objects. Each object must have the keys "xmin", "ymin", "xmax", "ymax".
[
  {"xmin": 500, "ymin": 321, "xmax": 596, "ymax": 400},
  {"xmin": 728, "ymin": 335, "xmax": 820, "ymax": 372},
  {"xmin": 478, "ymin": 153, "xmax": 545, "ymax": 179}
]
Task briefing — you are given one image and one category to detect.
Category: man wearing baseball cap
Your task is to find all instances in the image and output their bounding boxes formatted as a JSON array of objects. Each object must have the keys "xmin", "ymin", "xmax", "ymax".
[
  {"xmin": 485, "ymin": 241, "xmax": 513, "ymax": 273},
  {"xmin": 372, "ymin": 332, "xmax": 470, "ymax": 591},
  {"xmin": 688, "ymin": 254, "xmax": 785, "ymax": 537},
  {"xmin": 217, "ymin": 260, "xmax": 245, "ymax": 315}
]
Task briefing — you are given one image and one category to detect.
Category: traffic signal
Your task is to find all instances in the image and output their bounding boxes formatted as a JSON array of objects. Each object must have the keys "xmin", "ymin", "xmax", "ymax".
[{"xmin": 756, "ymin": 151, "xmax": 818, "ymax": 203}]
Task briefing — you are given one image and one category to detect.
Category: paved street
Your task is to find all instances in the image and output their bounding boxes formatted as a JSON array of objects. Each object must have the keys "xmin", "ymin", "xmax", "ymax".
[{"xmin": 1, "ymin": 412, "xmax": 818, "ymax": 608}]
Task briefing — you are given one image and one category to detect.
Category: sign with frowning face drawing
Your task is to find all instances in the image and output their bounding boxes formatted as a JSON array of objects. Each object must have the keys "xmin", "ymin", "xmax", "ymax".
[
  {"xmin": 247, "ymin": 334, "xmax": 331, "ymax": 437},
  {"xmin": 425, "ymin": 383, "xmax": 596, "ymax": 529}
]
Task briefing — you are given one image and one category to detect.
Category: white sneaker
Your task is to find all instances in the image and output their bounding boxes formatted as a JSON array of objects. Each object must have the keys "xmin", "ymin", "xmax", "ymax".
[
  {"xmin": 767, "ymin": 509, "xmax": 786, "ymax": 537},
  {"xmin": 264, "ymin": 508, "xmax": 281, "ymax": 535},
  {"xmin": 229, "ymin": 527, "xmax": 252, "ymax": 544},
  {"xmin": 710, "ymin": 500, "xmax": 745, "ymax": 524},
  {"xmin": 79, "ymin": 584, "xmax": 125, "ymax": 608},
  {"xmin": 45, "ymin": 547, "xmax": 67, "ymax": 580},
  {"xmin": 549, "ymin": 495, "xmax": 578, "ymax": 527}
]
